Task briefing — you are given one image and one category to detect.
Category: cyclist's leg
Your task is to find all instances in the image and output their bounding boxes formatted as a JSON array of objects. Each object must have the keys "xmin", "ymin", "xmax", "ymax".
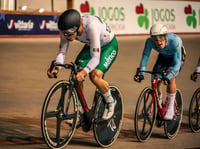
[
  {"xmin": 157, "ymin": 80, "xmax": 163, "ymax": 104},
  {"xmin": 90, "ymin": 69, "xmax": 116, "ymax": 120},
  {"xmin": 164, "ymin": 60, "xmax": 182, "ymax": 120},
  {"xmin": 164, "ymin": 75, "xmax": 177, "ymax": 120},
  {"xmin": 90, "ymin": 37, "xmax": 118, "ymax": 120},
  {"xmin": 152, "ymin": 55, "xmax": 164, "ymax": 104},
  {"xmin": 75, "ymin": 44, "xmax": 90, "ymax": 94}
]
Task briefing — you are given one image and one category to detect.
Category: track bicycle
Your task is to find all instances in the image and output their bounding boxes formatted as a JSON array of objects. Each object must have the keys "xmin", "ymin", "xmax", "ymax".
[
  {"xmin": 134, "ymin": 69, "xmax": 183, "ymax": 142},
  {"xmin": 188, "ymin": 72, "xmax": 200, "ymax": 133},
  {"xmin": 41, "ymin": 61, "xmax": 123, "ymax": 148}
]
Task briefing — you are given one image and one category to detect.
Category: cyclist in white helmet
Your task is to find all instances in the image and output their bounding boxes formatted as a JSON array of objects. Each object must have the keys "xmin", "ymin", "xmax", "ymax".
[
  {"xmin": 47, "ymin": 9, "xmax": 118, "ymax": 120},
  {"xmin": 134, "ymin": 23, "xmax": 185, "ymax": 120}
]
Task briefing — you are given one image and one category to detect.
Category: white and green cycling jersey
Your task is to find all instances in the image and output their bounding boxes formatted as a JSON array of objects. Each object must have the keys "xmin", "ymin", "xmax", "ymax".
[{"xmin": 56, "ymin": 15, "xmax": 118, "ymax": 74}]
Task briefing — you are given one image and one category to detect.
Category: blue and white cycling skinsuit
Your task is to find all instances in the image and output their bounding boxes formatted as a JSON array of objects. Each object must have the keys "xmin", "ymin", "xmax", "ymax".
[{"xmin": 139, "ymin": 33, "xmax": 184, "ymax": 80}]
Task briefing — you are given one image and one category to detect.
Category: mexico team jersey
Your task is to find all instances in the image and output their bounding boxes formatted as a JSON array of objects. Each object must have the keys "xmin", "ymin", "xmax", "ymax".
[
  {"xmin": 55, "ymin": 15, "xmax": 114, "ymax": 73},
  {"xmin": 140, "ymin": 33, "xmax": 183, "ymax": 80}
]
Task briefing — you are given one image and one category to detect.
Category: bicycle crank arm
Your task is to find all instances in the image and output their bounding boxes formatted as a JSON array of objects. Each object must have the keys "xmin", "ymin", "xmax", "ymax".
[{"xmin": 94, "ymin": 118, "xmax": 108, "ymax": 124}]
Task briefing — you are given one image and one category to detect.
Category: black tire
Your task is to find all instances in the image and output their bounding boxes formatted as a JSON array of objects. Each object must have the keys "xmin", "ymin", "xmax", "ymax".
[
  {"xmin": 188, "ymin": 87, "xmax": 200, "ymax": 133},
  {"xmin": 164, "ymin": 89, "xmax": 183, "ymax": 139},
  {"xmin": 93, "ymin": 85, "xmax": 123, "ymax": 147},
  {"xmin": 41, "ymin": 80, "xmax": 78, "ymax": 148},
  {"xmin": 134, "ymin": 87, "xmax": 156, "ymax": 142}
]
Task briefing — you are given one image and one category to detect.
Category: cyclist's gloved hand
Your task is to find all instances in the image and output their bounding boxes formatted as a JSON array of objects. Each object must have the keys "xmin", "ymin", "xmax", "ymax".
[
  {"xmin": 134, "ymin": 74, "xmax": 144, "ymax": 83},
  {"xmin": 47, "ymin": 67, "xmax": 59, "ymax": 78},
  {"xmin": 47, "ymin": 60, "xmax": 59, "ymax": 78},
  {"xmin": 190, "ymin": 72, "xmax": 198, "ymax": 82},
  {"xmin": 163, "ymin": 77, "xmax": 170, "ymax": 85},
  {"xmin": 134, "ymin": 67, "xmax": 144, "ymax": 83}
]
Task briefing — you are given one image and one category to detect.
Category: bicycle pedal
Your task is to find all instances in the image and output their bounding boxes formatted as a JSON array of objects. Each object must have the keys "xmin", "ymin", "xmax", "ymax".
[
  {"xmin": 80, "ymin": 115, "xmax": 91, "ymax": 132},
  {"xmin": 156, "ymin": 113, "xmax": 163, "ymax": 127},
  {"xmin": 156, "ymin": 120, "xmax": 163, "ymax": 127},
  {"xmin": 76, "ymin": 123, "xmax": 81, "ymax": 129},
  {"xmin": 81, "ymin": 122, "xmax": 91, "ymax": 132}
]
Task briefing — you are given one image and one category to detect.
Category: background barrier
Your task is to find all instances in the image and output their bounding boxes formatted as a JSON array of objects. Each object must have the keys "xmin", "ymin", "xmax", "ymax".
[{"xmin": 0, "ymin": 0, "xmax": 200, "ymax": 37}]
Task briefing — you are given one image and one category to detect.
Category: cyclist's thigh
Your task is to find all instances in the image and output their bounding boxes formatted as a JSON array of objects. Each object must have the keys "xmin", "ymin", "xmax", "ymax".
[
  {"xmin": 152, "ymin": 55, "xmax": 165, "ymax": 79},
  {"xmin": 75, "ymin": 44, "xmax": 91, "ymax": 68},
  {"xmin": 96, "ymin": 37, "xmax": 118, "ymax": 73},
  {"xmin": 152, "ymin": 55, "xmax": 173, "ymax": 79}
]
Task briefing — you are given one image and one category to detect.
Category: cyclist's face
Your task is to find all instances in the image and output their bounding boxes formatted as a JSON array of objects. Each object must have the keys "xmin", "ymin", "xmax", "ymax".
[
  {"xmin": 62, "ymin": 30, "xmax": 77, "ymax": 41},
  {"xmin": 151, "ymin": 35, "xmax": 167, "ymax": 49}
]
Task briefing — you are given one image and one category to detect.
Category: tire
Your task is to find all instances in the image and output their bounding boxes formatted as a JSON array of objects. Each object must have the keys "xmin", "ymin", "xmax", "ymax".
[
  {"xmin": 93, "ymin": 85, "xmax": 123, "ymax": 147},
  {"xmin": 41, "ymin": 80, "xmax": 78, "ymax": 148},
  {"xmin": 188, "ymin": 87, "xmax": 200, "ymax": 133},
  {"xmin": 134, "ymin": 87, "xmax": 156, "ymax": 142},
  {"xmin": 164, "ymin": 89, "xmax": 183, "ymax": 139}
]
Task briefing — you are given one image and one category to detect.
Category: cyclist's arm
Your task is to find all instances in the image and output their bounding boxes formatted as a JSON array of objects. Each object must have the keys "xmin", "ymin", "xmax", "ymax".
[
  {"xmin": 166, "ymin": 40, "xmax": 182, "ymax": 80},
  {"xmin": 55, "ymin": 31, "xmax": 69, "ymax": 65},
  {"xmin": 83, "ymin": 22, "xmax": 101, "ymax": 74},
  {"xmin": 139, "ymin": 38, "xmax": 152, "ymax": 76}
]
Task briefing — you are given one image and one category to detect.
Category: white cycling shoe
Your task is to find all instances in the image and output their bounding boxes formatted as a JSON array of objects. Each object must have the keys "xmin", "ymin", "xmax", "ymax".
[
  {"xmin": 102, "ymin": 100, "xmax": 117, "ymax": 120},
  {"xmin": 164, "ymin": 107, "xmax": 174, "ymax": 120}
]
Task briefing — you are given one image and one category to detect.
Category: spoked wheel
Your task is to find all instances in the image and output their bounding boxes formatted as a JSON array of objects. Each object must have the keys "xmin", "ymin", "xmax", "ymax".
[
  {"xmin": 188, "ymin": 88, "xmax": 200, "ymax": 133},
  {"xmin": 134, "ymin": 87, "xmax": 156, "ymax": 142},
  {"xmin": 164, "ymin": 89, "xmax": 183, "ymax": 139},
  {"xmin": 93, "ymin": 85, "xmax": 123, "ymax": 147},
  {"xmin": 41, "ymin": 80, "xmax": 78, "ymax": 149}
]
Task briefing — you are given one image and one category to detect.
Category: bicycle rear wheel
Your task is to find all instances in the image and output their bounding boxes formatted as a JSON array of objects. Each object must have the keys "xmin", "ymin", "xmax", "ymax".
[
  {"xmin": 41, "ymin": 80, "xmax": 78, "ymax": 149},
  {"xmin": 164, "ymin": 89, "xmax": 183, "ymax": 139},
  {"xmin": 188, "ymin": 87, "xmax": 200, "ymax": 133},
  {"xmin": 93, "ymin": 85, "xmax": 123, "ymax": 147},
  {"xmin": 134, "ymin": 87, "xmax": 156, "ymax": 142}
]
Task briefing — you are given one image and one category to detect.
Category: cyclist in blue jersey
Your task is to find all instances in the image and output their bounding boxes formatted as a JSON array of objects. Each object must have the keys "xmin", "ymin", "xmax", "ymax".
[
  {"xmin": 134, "ymin": 23, "xmax": 185, "ymax": 120},
  {"xmin": 191, "ymin": 56, "xmax": 200, "ymax": 81}
]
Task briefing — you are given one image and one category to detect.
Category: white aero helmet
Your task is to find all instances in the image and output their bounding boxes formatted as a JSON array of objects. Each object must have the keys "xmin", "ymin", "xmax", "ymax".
[{"xmin": 150, "ymin": 23, "xmax": 168, "ymax": 36}]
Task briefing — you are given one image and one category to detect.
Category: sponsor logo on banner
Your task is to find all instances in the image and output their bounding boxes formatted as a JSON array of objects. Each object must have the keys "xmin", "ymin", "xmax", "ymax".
[
  {"xmin": 135, "ymin": 3, "xmax": 176, "ymax": 31},
  {"xmin": 184, "ymin": 4, "xmax": 197, "ymax": 29},
  {"xmin": 40, "ymin": 20, "xmax": 58, "ymax": 31},
  {"xmin": 79, "ymin": 0, "xmax": 126, "ymax": 31},
  {"xmin": 7, "ymin": 19, "xmax": 34, "ymax": 31},
  {"xmin": 135, "ymin": 3, "xmax": 149, "ymax": 30}
]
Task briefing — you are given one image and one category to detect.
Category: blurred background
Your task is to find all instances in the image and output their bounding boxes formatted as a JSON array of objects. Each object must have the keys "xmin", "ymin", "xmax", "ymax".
[{"xmin": 0, "ymin": 0, "xmax": 67, "ymax": 12}]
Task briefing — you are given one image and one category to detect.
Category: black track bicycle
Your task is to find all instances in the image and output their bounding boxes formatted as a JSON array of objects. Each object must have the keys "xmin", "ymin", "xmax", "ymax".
[
  {"xmin": 41, "ymin": 61, "xmax": 123, "ymax": 148},
  {"xmin": 188, "ymin": 72, "xmax": 200, "ymax": 133}
]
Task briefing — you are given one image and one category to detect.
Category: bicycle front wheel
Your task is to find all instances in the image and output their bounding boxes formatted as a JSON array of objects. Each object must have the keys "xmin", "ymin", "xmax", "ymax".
[
  {"xmin": 164, "ymin": 89, "xmax": 183, "ymax": 139},
  {"xmin": 188, "ymin": 87, "xmax": 200, "ymax": 133},
  {"xmin": 134, "ymin": 87, "xmax": 156, "ymax": 142},
  {"xmin": 93, "ymin": 85, "xmax": 123, "ymax": 147},
  {"xmin": 41, "ymin": 80, "xmax": 78, "ymax": 149}
]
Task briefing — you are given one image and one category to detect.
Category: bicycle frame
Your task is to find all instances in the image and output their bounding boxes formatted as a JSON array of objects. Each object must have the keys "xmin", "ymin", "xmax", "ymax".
[
  {"xmin": 143, "ymin": 72, "xmax": 179, "ymax": 120},
  {"xmin": 151, "ymin": 76, "xmax": 168, "ymax": 120},
  {"xmin": 56, "ymin": 62, "xmax": 98, "ymax": 125}
]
